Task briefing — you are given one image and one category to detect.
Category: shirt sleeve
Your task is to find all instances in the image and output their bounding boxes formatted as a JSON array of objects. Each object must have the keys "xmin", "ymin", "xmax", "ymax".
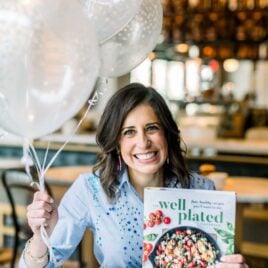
[
  {"xmin": 189, "ymin": 172, "xmax": 216, "ymax": 190},
  {"xmin": 48, "ymin": 175, "xmax": 92, "ymax": 264}
]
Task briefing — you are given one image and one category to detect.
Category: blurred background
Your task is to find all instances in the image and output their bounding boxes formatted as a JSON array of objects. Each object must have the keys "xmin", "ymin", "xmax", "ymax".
[{"xmin": 0, "ymin": 1, "xmax": 268, "ymax": 267}]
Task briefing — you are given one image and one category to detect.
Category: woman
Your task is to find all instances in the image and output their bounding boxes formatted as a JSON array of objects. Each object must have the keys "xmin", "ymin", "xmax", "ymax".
[{"xmin": 20, "ymin": 83, "xmax": 247, "ymax": 267}]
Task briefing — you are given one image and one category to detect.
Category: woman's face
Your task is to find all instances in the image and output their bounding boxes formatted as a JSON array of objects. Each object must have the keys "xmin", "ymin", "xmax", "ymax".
[{"xmin": 118, "ymin": 103, "xmax": 168, "ymax": 177}]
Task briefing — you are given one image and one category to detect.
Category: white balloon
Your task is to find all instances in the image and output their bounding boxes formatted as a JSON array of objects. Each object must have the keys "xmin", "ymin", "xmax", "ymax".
[
  {"xmin": 100, "ymin": 0, "xmax": 163, "ymax": 78},
  {"xmin": 0, "ymin": 127, "xmax": 8, "ymax": 139},
  {"xmin": 79, "ymin": 0, "xmax": 142, "ymax": 43},
  {"xmin": 0, "ymin": 0, "xmax": 100, "ymax": 139}
]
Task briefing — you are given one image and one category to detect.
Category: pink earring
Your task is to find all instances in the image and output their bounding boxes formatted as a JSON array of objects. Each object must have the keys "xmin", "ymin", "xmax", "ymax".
[
  {"xmin": 166, "ymin": 157, "xmax": 170, "ymax": 165},
  {"xmin": 118, "ymin": 154, "xmax": 122, "ymax": 171}
]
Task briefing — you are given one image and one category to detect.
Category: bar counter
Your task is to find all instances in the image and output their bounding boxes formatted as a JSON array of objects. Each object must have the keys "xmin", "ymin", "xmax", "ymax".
[
  {"xmin": 0, "ymin": 133, "xmax": 267, "ymax": 177},
  {"xmin": 37, "ymin": 133, "xmax": 268, "ymax": 156},
  {"xmin": 184, "ymin": 138, "xmax": 268, "ymax": 156},
  {"xmin": 1, "ymin": 133, "xmax": 268, "ymax": 155}
]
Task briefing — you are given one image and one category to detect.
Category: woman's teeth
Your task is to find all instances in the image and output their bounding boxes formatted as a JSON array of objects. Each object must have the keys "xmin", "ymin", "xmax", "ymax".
[{"xmin": 135, "ymin": 152, "xmax": 156, "ymax": 160}]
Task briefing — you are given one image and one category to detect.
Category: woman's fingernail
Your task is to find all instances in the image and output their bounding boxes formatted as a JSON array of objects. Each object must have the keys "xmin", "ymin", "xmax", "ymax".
[
  {"xmin": 220, "ymin": 256, "xmax": 227, "ymax": 261},
  {"xmin": 50, "ymin": 198, "xmax": 54, "ymax": 203}
]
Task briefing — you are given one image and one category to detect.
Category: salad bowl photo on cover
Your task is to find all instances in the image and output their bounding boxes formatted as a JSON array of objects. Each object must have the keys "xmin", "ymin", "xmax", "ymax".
[{"xmin": 149, "ymin": 226, "xmax": 221, "ymax": 268}]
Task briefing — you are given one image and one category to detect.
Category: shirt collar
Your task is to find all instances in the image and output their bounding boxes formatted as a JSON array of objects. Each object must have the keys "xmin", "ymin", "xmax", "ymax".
[
  {"xmin": 164, "ymin": 176, "xmax": 182, "ymax": 188},
  {"xmin": 116, "ymin": 167, "xmax": 130, "ymax": 192}
]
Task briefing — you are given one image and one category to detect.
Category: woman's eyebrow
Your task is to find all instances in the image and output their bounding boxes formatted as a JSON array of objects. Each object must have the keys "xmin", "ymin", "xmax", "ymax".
[
  {"xmin": 121, "ymin": 122, "xmax": 161, "ymax": 130},
  {"xmin": 121, "ymin": 126, "xmax": 135, "ymax": 131},
  {"xmin": 146, "ymin": 122, "xmax": 161, "ymax": 126}
]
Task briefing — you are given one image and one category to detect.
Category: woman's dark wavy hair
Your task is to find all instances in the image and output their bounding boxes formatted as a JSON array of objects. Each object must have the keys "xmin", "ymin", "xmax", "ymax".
[{"xmin": 93, "ymin": 83, "xmax": 190, "ymax": 200}]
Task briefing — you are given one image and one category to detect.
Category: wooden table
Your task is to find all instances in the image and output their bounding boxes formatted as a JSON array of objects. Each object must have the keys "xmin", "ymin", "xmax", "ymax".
[
  {"xmin": 223, "ymin": 176, "xmax": 268, "ymax": 257},
  {"xmin": 223, "ymin": 176, "xmax": 268, "ymax": 203},
  {"xmin": 45, "ymin": 165, "xmax": 93, "ymax": 186}
]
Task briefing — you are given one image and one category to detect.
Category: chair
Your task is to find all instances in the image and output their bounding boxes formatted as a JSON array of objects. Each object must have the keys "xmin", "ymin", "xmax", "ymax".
[
  {"xmin": 1, "ymin": 168, "xmax": 52, "ymax": 268},
  {"xmin": 241, "ymin": 204, "xmax": 268, "ymax": 259}
]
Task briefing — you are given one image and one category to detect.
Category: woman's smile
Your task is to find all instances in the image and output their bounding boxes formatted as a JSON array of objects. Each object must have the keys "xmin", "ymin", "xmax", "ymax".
[{"xmin": 134, "ymin": 151, "xmax": 158, "ymax": 161}]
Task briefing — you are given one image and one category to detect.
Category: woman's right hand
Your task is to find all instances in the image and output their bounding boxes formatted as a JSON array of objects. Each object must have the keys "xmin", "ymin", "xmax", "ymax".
[{"xmin": 27, "ymin": 191, "xmax": 58, "ymax": 236}]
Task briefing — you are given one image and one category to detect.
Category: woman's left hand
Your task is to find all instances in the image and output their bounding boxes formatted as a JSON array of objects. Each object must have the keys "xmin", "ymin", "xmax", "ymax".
[{"xmin": 212, "ymin": 254, "xmax": 249, "ymax": 268}]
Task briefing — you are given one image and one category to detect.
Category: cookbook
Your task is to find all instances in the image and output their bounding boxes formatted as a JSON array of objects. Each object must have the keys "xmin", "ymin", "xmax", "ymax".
[{"xmin": 143, "ymin": 188, "xmax": 236, "ymax": 268}]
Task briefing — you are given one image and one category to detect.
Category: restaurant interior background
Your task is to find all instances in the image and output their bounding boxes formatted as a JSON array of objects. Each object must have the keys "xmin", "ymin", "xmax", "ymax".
[
  {"xmin": 0, "ymin": 0, "xmax": 268, "ymax": 267},
  {"xmin": 62, "ymin": 0, "xmax": 268, "ymax": 146}
]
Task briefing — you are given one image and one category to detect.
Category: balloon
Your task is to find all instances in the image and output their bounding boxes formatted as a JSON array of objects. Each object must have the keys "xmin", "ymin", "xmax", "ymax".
[
  {"xmin": 0, "ymin": 0, "xmax": 100, "ymax": 139},
  {"xmin": 99, "ymin": 0, "xmax": 163, "ymax": 78},
  {"xmin": 0, "ymin": 127, "xmax": 8, "ymax": 139},
  {"xmin": 79, "ymin": 0, "xmax": 142, "ymax": 43}
]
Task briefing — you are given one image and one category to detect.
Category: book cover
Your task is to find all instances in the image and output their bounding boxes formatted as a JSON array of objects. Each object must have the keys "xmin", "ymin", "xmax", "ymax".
[{"xmin": 143, "ymin": 188, "xmax": 236, "ymax": 268}]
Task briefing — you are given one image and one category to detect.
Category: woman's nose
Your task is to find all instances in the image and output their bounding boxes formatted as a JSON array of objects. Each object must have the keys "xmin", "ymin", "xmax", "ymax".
[{"xmin": 137, "ymin": 132, "xmax": 151, "ymax": 148}]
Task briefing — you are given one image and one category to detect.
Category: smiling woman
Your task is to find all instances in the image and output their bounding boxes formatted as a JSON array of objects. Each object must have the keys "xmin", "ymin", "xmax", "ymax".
[
  {"xmin": 94, "ymin": 83, "xmax": 190, "ymax": 200},
  {"xmin": 118, "ymin": 104, "xmax": 168, "ymax": 196},
  {"xmin": 20, "ymin": 83, "xmax": 248, "ymax": 268}
]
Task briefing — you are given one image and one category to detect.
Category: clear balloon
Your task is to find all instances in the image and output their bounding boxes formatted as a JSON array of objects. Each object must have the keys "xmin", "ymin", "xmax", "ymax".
[
  {"xmin": 0, "ymin": 0, "xmax": 100, "ymax": 139},
  {"xmin": 0, "ymin": 127, "xmax": 8, "ymax": 139},
  {"xmin": 99, "ymin": 0, "xmax": 163, "ymax": 78},
  {"xmin": 79, "ymin": 0, "xmax": 142, "ymax": 43}
]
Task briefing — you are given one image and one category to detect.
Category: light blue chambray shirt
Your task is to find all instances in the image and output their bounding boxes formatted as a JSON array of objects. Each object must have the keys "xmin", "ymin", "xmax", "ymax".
[{"xmin": 19, "ymin": 169, "xmax": 215, "ymax": 268}]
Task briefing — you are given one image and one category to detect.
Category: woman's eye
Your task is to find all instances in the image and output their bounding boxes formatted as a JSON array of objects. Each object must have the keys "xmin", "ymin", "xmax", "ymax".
[
  {"xmin": 146, "ymin": 125, "xmax": 160, "ymax": 132},
  {"xmin": 123, "ymin": 129, "xmax": 135, "ymax": 136}
]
